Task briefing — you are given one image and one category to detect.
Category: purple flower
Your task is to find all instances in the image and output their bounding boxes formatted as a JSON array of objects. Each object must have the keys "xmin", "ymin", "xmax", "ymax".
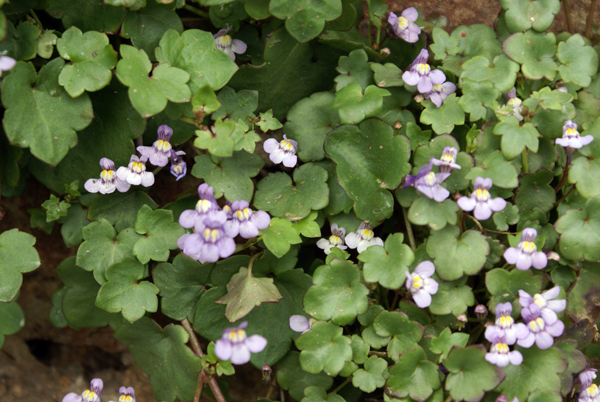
[
  {"xmin": 178, "ymin": 211, "xmax": 236, "ymax": 263},
  {"xmin": 580, "ymin": 369, "xmax": 598, "ymax": 389},
  {"xmin": 505, "ymin": 87, "xmax": 524, "ymax": 121},
  {"xmin": 405, "ymin": 261, "xmax": 439, "ymax": 308},
  {"xmin": 263, "ymin": 135, "xmax": 298, "ymax": 167},
  {"xmin": 484, "ymin": 302, "xmax": 529, "ymax": 345},
  {"xmin": 403, "ymin": 158, "xmax": 451, "ymax": 202},
  {"xmin": 85, "ymin": 158, "xmax": 131, "ymax": 194},
  {"xmin": 485, "ymin": 333, "xmax": 523, "ymax": 367},
  {"xmin": 388, "ymin": 8, "xmax": 421, "ymax": 43},
  {"xmin": 215, "ymin": 321, "xmax": 267, "ymax": 365},
  {"xmin": 517, "ymin": 303, "xmax": 564, "ymax": 349},
  {"xmin": 316, "ymin": 223, "xmax": 348, "ymax": 255},
  {"xmin": 62, "ymin": 378, "xmax": 103, "ymax": 402},
  {"xmin": 224, "ymin": 200, "xmax": 271, "ymax": 238},
  {"xmin": 504, "ymin": 228, "xmax": 547, "ymax": 270},
  {"xmin": 424, "ymin": 81, "xmax": 456, "ymax": 107},
  {"xmin": 518, "ymin": 286, "xmax": 566, "ymax": 325},
  {"xmin": 496, "ymin": 397, "xmax": 519, "ymax": 402},
  {"xmin": 214, "ymin": 28, "xmax": 247, "ymax": 61},
  {"xmin": 580, "ymin": 383, "xmax": 600, "ymax": 402},
  {"xmin": 179, "ymin": 184, "xmax": 221, "ymax": 231},
  {"xmin": 556, "ymin": 120, "xmax": 593, "ymax": 149},
  {"xmin": 109, "ymin": 387, "xmax": 136, "ymax": 402},
  {"xmin": 0, "ymin": 56, "xmax": 16, "ymax": 77},
  {"xmin": 457, "ymin": 177, "xmax": 506, "ymax": 220},
  {"xmin": 402, "ymin": 49, "xmax": 446, "ymax": 94},
  {"xmin": 137, "ymin": 124, "xmax": 174, "ymax": 167},
  {"xmin": 289, "ymin": 315, "xmax": 315, "ymax": 334},
  {"xmin": 169, "ymin": 149, "xmax": 187, "ymax": 181},
  {"xmin": 117, "ymin": 155, "xmax": 154, "ymax": 187},
  {"xmin": 345, "ymin": 222, "xmax": 384, "ymax": 253},
  {"xmin": 431, "ymin": 146, "xmax": 461, "ymax": 173}
]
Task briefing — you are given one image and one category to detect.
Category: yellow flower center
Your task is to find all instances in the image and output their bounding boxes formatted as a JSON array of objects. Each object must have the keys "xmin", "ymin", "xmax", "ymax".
[
  {"xmin": 329, "ymin": 235, "xmax": 341, "ymax": 245},
  {"xmin": 82, "ymin": 390, "xmax": 98, "ymax": 402},
  {"xmin": 361, "ymin": 229, "xmax": 374, "ymax": 240},
  {"xmin": 100, "ymin": 169, "xmax": 115, "ymax": 181},
  {"xmin": 196, "ymin": 199, "xmax": 213, "ymax": 213},
  {"xmin": 475, "ymin": 189, "xmax": 489, "ymax": 201},
  {"xmin": 492, "ymin": 342, "xmax": 509, "ymax": 354},
  {"xmin": 203, "ymin": 228, "xmax": 220, "ymax": 242},
  {"xmin": 130, "ymin": 161, "xmax": 145, "ymax": 173},
  {"xmin": 424, "ymin": 172, "xmax": 436, "ymax": 186},
  {"xmin": 412, "ymin": 275, "xmax": 424, "ymax": 290},
  {"xmin": 228, "ymin": 328, "xmax": 247, "ymax": 343},
  {"xmin": 587, "ymin": 384, "xmax": 599, "ymax": 397},
  {"xmin": 236, "ymin": 208, "xmax": 252, "ymax": 221},
  {"xmin": 156, "ymin": 139, "xmax": 172, "ymax": 152},
  {"xmin": 281, "ymin": 139, "xmax": 295, "ymax": 151},
  {"xmin": 441, "ymin": 153, "xmax": 454, "ymax": 163},
  {"xmin": 119, "ymin": 396, "xmax": 134, "ymax": 402},
  {"xmin": 566, "ymin": 127, "xmax": 579, "ymax": 138},
  {"xmin": 528, "ymin": 317, "xmax": 545, "ymax": 333},
  {"xmin": 521, "ymin": 241, "xmax": 536, "ymax": 253},
  {"xmin": 398, "ymin": 17, "xmax": 408, "ymax": 29},
  {"xmin": 497, "ymin": 315, "xmax": 514, "ymax": 328},
  {"xmin": 533, "ymin": 293, "xmax": 547, "ymax": 308},
  {"xmin": 216, "ymin": 35, "xmax": 232, "ymax": 48},
  {"xmin": 417, "ymin": 63, "xmax": 431, "ymax": 75}
]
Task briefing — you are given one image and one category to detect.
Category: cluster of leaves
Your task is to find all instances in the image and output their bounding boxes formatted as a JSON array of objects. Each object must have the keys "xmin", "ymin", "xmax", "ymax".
[{"xmin": 2, "ymin": 0, "xmax": 600, "ymax": 402}]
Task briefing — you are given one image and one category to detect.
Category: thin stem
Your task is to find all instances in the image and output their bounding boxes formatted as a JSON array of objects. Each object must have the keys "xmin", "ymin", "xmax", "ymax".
[
  {"xmin": 181, "ymin": 319, "xmax": 227, "ymax": 402},
  {"xmin": 234, "ymin": 237, "xmax": 258, "ymax": 254},
  {"xmin": 390, "ymin": 290, "xmax": 400, "ymax": 311},
  {"xmin": 464, "ymin": 213, "xmax": 484, "ymax": 233},
  {"xmin": 555, "ymin": 185, "xmax": 575, "ymax": 207},
  {"xmin": 379, "ymin": 285, "xmax": 390, "ymax": 310},
  {"xmin": 402, "ymin": 208, "xmax": 416, "ymax": 251},
  {"xmin": 521, "ymin": 149, "xmax": 529, "ymax": 174},
  {"xmin": 246, "ymin": 250, "xmax": 265, "ymax": 278},
  {"xmin": 29, "ymin": 10, "xmax": 43, "ymax": 29},
  {"xmin": 331, "ymin": 379, "xmax": 350, "ymax": 394},
  {"xmin": 181, "ymin": 116, "xmax": 201, "ymax": 127},
  {"xmin": 367, "ymin": 19, "xmax": 373, "ymax": 45},
  {"xmin": 184, "ymin": 4, "xmax": 210, "ymax": 18},
  {"xmin": 563, "ymin": 0, "xmax": 574, "ymax": 34},
  {"xmin": 136, "ymin": 134, "xmax": 144, "ymax": 148},
  {"xmin": 193, "ymin": 373, "xmax": 203, "ymax": 402},
  {"xmin": 555, "ymin": 150, "xmax": 573, "ymax": 193},
  {"xmin": 369, "ymin": 351, "xmax": 388, "ymax": 356},
  {"xmin": 586, "ymin": 0, "xmax": 597, "ymax": 39}
]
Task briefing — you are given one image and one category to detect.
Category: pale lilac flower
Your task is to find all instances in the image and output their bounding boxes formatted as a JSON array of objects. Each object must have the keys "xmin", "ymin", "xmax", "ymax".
[
  {"xmin": 402, "ymin": 49, "xmax": 446, "ymax": 94},
  {"xmin": 316, "ymin": 223, "xmax": 347, "ymax": 255},
  {"xmin": 504, "ymin": 228, "xmax": 547, "ymax": 270},
  {"xmin": 116, "ymin": 155, "xmax": 154, "ymax": 187},
  {"xmin": 109, "ymin": 387, "xmax": 136, "ymax": 402},
  {"xmin": 263, "ymin": 135, "xmax": 297, "ymax": 167},
  {"xmin": 214, "ymin": 28, "xmax": 247, "ymax": 61},
  {"xmin": 580, "ymin": 383, "xmax": 600, "ymax": 402},
  {"xmin": 289, "ymin": 315, "xmax": 315, "ymax": 334},
  {"xmin": 169, "ymin": 149, "xmax": 187, "ymax": 181},
  {"xmin": 457, "ymin": 177, "xmax": 506, "ymax": 220},
  {"xmin": 495, "ymin": 397, "xmax": 519, "ymax": 402},
  {"xmin": 517, "ymin": 303, "xmax": 564, "ymax": 349},
  {"xmin": 485, "ymin": 333, "xmax": 523, "ymax": 367},
  {"xmin": 431, "ymin": 146, "xmax": 461, "ymax": 173},
  {"xmin": 424, "ymin": 81, "xmax": 456, "ymax": 107},
  {"xmin": 179, "ymin": 183, "xmax": 221, "ymax": 231},
  {"xmin": 580, "ymin": 369, "xmax": 598, "ymax": 389},
  {"xmin": 402, "ymin": 158, "xmax": 450, "ymax": 202},
  {"xmin": 85, "ymin": 158, "xmax": 131, "ymax": 194},
  {"xmin": 345, "ymin": 222, "xmax": 384, "ymax": 253},
  {"xmin": 178, "ymin": 211, "xmax": 236, "ymax": 263},
  {"xmin": 215, "ymin": 321, "xmax": 267, "ymax": 365},
  {"xmin": 62, "ymin": 378, "xmax": 103, "ymax": 402},
  {"xmin": 505, "ymin": 87, "xmax": 524, "ymax": 121},
  {"xmin": 405, "ymin": 261, "xmax": 439, "ymax": 308},
  {"xmin": 224, "ymin": 200, "xmax": 271, "ymax": 238},
  {"xmin": 556, "ymin": 120, "xmax": 593, "ymax": 149},
  {"xmin": 518, "ymin": 287, "xmax": 566, "ymax": 325},
  {"xmin": 0, "ymin": 55, "xmax": 16, "ymax": 77},
  {"xmin": 137, "ymin": 124, "xmax": 174, "ymax": 167},
  {"xmin": 484, "ymin": 302, "xmax": 529, "ymax": 345},
  {"xmin": 388, "ymin": 8, "xmax": 421, "ymax": 43}
]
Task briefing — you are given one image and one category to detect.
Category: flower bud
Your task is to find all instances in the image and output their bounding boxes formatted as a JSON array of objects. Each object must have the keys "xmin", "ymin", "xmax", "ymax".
[
  {"xmin": 456, "ymin": 313, "xmax": 468, "ymax": 330},
  {"xmin": 379, "ymin": 48, "xmax": 391, "ymax": 58},
  {"xmin": 475, "ymin": 304, "xmax": 488, "ymax": 320},
  {"xmin": 262, "ymin": 365, "xmax": 272, "ymax": 384}
]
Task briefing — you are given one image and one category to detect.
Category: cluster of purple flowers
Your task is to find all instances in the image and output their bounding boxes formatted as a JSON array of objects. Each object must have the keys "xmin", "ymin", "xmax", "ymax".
[
  {"xmin": 317, "ymin": 222, "xmax": 384, "ymax": 254},
  {"xmin": 177, "ymin": 184, "xmax": 271, "ymax": 263},
  {"xmin": 62, "ymin": 379, "xmax": 136, "ymax": 402},
  {"xmin": 484, "ymin": 287, "xmax": 565, "ymax": 367},
  {"xmin": 215, "ymin": 321, "xmax": 267, "ymax": 365},
  {"xmin": 85, "ymin": 125, "xmax": 187, "ymax": 194},
  {"xmin": 402, "ymin": 49, "xmax": 456, "ymax": 107},
  {"xmin": 579, "ymin": 369, "xmax": 599, "ymax": 402}
]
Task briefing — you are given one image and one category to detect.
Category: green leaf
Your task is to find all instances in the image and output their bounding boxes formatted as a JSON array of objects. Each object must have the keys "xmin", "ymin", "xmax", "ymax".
[
  {"xmin": 408, "ymin": 198, "xmax": 459, "ymax": 231},
  {"xmin": 215, "ymin": 267, "xmax": 283, "ymax": 322},
  {"xmin": 194, "ymin": 118, "xmax": 236, "ymax": 157},
  {"xmin": 132, "ymin": 205, "xmax": 185, "ymax": 264},
  {"xmin": 155, "ymin": 29, "xmax": 238, "ymax": 92},
  {"xmin": 352, "ymin": 356, "xmax": 387, "ymax": 393},
  {"xmin": 277, "ymin": 351, "xmax": 334, "ymax": 401},
  {"xmin": 420, "ymin": 94, "xmax": 465, "ymax": 135},
  {"xmin": 212, "ymin": 86, "xmax": 258, "ymax": 121},
  {"xmin": 485, "ymin": 268, "xmax": 542, "ymax": 310},
  {"xmin": 0, "ymin": 229, "xmax": 40, "ymax": 302},
  {"xmin": 260, "ymin": 218, "xmax": 302, "ymax": 258},
  {"xmin": 499, "ymin": 0, "xmax": 560, "ymax": 32},
  {"xmin": 56, "ymin": 27, "xmax": 117, "ymax": 97},
  {"xmin": 256, "ymin": 110, "xmax": 283, "ymax": 132},
  {"xmin": 88, "ymin": 191, "xmax": 157, "ymax": 232},
  {"xmin": 192, "ymin": 152, "xmax": 263, "ymax": 202},
  {"xmin": 429, "ymin": 276, "xmax": 475, "ymax": 316},
  {"xmin": 430, "ymin": 27, "xmax": 461, "ymax": 60},
  {"xmin": 96, "ymin": 257, "xmax": 159, "ymax": 322},
  {"xmin": 56, "ymin": 257, "xmax": 116, "ymax": 329},
  {"xmin": 371, "ymin": 63, "xmax": 404, "ymax": 88},
  {"xmin": 152, "ymin": 255, "xmax": 209, "ymax": 321},
  {"xmin": 555, "ymin": 196, "xmax": 600, "ymax": 261},
  {"xmin": 503, "ymin": 31, "xmax": 557, "ymax": 81},
  {"xmin": 254, "ymin": 163, "xmax": 329, "ymax": 220},
  {"xmin": 529, "ymin": 86, "xmax": 574, "ymax": 111},
  {"xmin": 557, "ymin": 34, "xmax": 599, "ymax": 87},
  {"xmin": 2, "ymin": 59, "xmax": 93, "ymax": 166},
  {"xmin": 315, "ymin": 160, "xmax": 354, "ymax": 216},
  {"xmin": 191, "ymin": 85, "xmax": 221, "ymax": 119},
  {"xmin": 373, "ymin": 310, "xmax": 424, "ymax": 357},
  {"xmin": 285, "ymin": 92, "xmax": 340, "ymax": 162},
  {"xmin": 121, "ymin": 0, "xmax": 183, "ymax": 59},
  {"xmin": 358, "ymin": 233, "xmax": 415, "ymax": 289},
  {"xmin": 296, "ymin": 321, "xmax": 352, "ymax": 376},
  {"xmin": 334, "ymin": 49, "xmax": 374, "ymax": 91},
  {"xmin": 514, "ymin": 168, "xmax": 555, "ymax": 213},
  {"xmin": 466, "ymin": 150, "xmax": 519, "ymax": 188},
  {"xmin": 116, "ymin": 44, "xmax": 191, "ymax": 117},
  {"xmin": 325, "ymin": 118, "xmax": 411, "ymax": 223},
  {"xmin": 493, "ymin": 116, "xmax": 540, "ymax": 160},
  {"xmin": 115, "ymin": 317, "xmax": 203, "ymax": 402},
  {"xmin": 42, "ymin": 194, "xmax": 71, "ymax": 221},
  {"xmin": 429, "ymin": 328, "xmax": 469, "ymax": 362},
  {"xmin": 0, "ymin": 300, "xmax": 25, "ymax": 348},
  {"xmin": 555, "ymin": 340, "xmax": 587, "ymax": 397},
  {"xmin": 60, "ymin": 203, "xmax": 89, "ymax": 247},
  {"xmin": 497, "ymin": 346, "xmax": 568, "ymax": 401},
  {"xmin": 566, "ymin": 263, "xmax": 600, "ymax": 323},
  {"xmin": 444, "ymin": 346, "xmax": 505, "ymax": 402},
  {"xmin": 269, "ymin": 0, "xmax": 342, "ymax": 43},
  {"xmin": 0, "ymin": 21, "xmax": 40, "ymax": 61},
  {"xmin": 301, "ymin": 386, "xmax": 346, "ymax": 402},
  {"xmin": 385, "ymin": 346, "xmax": 441, "ymax": 401},
  {"xmin": 304, "ymin": 258, "xmax": 369, "ymax": 325},
  {"xmin": 569, "ymin": 157, "xmax": 600, "ymax": 200},
  {"xmin": 330, "ymin": 83, "xmax": 390, "ymax": 124},
  {"xmin": 292, "ymin": 211, "xmax": 321, "ymax": 238},
  {"xmin": 426, "ymin": 226, "xmax": 489, "ymax": 281},
  {"xmin": 46, "ymin": 0, "xmax": 126, "ymax": 33},
  {"xmin": 37, "ymin": 29, "xmax": 58, "ymax": 59}
]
